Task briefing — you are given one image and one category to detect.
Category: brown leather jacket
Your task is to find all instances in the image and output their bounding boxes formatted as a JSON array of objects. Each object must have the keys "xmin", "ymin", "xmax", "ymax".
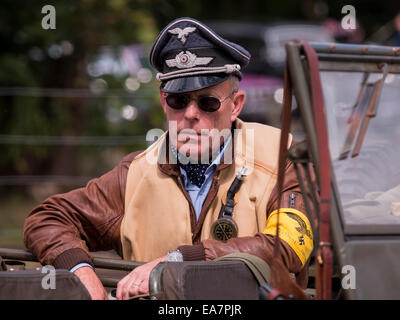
[{"xmin": 23, "ymin": 150, "xmax": 315, "ymax": 288}]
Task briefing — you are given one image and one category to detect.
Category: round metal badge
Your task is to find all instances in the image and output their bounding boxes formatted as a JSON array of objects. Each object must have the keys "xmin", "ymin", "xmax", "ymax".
[{"xmin": 210, "ymin": 218, "xmax": 238, "ymax": 242}]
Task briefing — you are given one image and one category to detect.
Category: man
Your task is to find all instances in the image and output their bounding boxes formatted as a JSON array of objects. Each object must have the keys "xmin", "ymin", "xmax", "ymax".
[{"xmin": 23, "ymin": 17, "xmax": 315, "ymax": 300}]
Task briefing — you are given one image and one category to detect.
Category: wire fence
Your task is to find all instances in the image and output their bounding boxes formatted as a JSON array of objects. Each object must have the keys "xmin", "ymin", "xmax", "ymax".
[
  {"xmin": 0, "ymin": 175, "xmax": 94, "ymax": 186},
  {"xmin": 0, "ymin": 86, "xmax": 156, "ymax": 187},
  {"xmin": 0, "ymin": 134, "xmax": 151, "ymax": 186},
  {"xmin": 0, "ymin": 87, "xmax": 154, "ymax": 99},
  {"xmin": 0, "ymin": 134, "xmax": 147, "ymax": 146}
]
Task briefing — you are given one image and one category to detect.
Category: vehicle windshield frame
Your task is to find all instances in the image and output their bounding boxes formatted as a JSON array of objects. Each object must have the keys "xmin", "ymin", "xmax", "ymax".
[{"xmin": 291, "ymin": 41, "xmax": 400, "ymax": 236}]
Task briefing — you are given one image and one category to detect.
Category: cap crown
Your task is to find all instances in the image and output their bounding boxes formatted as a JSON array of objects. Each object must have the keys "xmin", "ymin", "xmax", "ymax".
[{"xmin": 150, "ymin": 17, "xmax": 251, "ymax": 83}]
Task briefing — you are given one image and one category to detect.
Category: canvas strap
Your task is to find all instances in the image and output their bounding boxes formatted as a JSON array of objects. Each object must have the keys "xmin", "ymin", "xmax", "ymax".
[{"xmin": 216, "ymin": 252, "xmax": 271, "ymax": 286}]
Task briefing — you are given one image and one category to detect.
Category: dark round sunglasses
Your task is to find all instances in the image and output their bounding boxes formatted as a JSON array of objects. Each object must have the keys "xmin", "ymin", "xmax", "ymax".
[{"xmin": 165, "ymin": 90, "xmax": 236, "ymax": 113}]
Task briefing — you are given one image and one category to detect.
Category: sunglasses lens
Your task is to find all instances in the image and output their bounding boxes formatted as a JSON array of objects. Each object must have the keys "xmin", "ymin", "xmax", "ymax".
[
  {"xmin": 198, "ymin": 97, "xmax": 221, "ymax": 112},
  {"xmin": 166, "ymin": 94, "xmax": 188, "ymax": 110},
  {"xmin": 165, "ymin": 95, "xmax": 221, "ymax": 112}
]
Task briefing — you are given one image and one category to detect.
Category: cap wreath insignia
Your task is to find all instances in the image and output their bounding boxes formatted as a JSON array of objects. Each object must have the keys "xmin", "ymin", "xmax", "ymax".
[{"xmin": 166, "ymin": 51, "xmax": 214, "ymax": 69}]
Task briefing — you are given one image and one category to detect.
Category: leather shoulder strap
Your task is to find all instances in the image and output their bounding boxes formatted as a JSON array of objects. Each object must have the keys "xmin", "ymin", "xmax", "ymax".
[
  {"xmin": 300, "ymin": 40, "xmax": 332, "ymax": 300},
  {"xmin": 275, "ymin": 41, "xmax": 333, "ymax": 300},
  {"xmin": 273, "ymin": 60, "xmax": 293, "ymax": 260}
]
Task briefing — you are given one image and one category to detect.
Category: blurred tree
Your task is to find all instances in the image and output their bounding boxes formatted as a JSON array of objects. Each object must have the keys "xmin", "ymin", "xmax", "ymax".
[{"xmin": 0, "ymin": 0, "xmax": 161, "ymax": 183}]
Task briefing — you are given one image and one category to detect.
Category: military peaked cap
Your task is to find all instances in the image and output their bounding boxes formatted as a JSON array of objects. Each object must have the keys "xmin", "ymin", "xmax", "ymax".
[{"xmin": 149, "ymin": 17, "xmax": 251, "ymax": 93}]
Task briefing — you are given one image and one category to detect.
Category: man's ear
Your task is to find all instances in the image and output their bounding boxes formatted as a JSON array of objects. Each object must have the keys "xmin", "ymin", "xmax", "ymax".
[
  {"xmin": 230, "ymin": 91, "xmax": 246, "ymax": 122},
  {"xmin": 160, "ymin": 90, "xmax": 167, "ymax": 113}
]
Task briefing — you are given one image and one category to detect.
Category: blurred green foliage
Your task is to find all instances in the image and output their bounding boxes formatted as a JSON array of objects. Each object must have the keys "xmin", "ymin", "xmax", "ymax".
[{"xmin": 0, "ymin": 0, "xmax": 164, "ymax": 180}]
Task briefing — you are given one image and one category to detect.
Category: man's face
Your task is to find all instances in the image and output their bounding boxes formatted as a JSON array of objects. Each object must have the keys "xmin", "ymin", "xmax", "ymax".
[{"xmin": 160, "ymin": 78, "xmax": 245, "ymax": 163}]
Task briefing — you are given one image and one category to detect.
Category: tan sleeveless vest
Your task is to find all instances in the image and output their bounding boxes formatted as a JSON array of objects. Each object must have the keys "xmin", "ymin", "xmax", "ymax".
[{"xmin": 121, "ymin": 119, "xmax": 292, "ymax": 262}]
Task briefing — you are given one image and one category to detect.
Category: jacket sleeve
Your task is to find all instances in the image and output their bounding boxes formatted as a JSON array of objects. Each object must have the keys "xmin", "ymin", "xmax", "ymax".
[
  {"xmin": 180, "ymin": 159, "xmax": 317, "ymax": 279},
  {"xmin": 22, "ymin": 152, "xmax": 140, "ymax": 270}
]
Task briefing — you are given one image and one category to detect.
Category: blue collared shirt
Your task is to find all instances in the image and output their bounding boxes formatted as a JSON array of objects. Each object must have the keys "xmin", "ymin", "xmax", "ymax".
[{"xmin": 179, "ymin": 134, "xmax": 232, "ymax": 221}]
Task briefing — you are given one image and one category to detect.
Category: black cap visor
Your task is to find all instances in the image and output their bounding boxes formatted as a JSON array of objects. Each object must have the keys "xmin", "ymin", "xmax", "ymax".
[{"xmin": 160, "ymin": 74, "xmax": 233, "ymax": 93}]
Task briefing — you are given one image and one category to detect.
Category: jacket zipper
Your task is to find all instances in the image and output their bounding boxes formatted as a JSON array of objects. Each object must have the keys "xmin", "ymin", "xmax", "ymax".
[{"xmin": 289, "ymin": 193, "xmax": 296, "ymax": 208}]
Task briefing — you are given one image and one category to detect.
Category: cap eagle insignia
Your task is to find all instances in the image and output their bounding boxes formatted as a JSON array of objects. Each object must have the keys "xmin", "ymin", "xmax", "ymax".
[{"xmin": 168, "ymin": 27, "xmax": 196, "ymax": 43}]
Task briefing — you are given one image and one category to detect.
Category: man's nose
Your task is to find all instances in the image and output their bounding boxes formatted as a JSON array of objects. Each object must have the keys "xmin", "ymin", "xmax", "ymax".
[{"xmin": 183, "ymin": 100, "xmax": 200, "ymax": 120}]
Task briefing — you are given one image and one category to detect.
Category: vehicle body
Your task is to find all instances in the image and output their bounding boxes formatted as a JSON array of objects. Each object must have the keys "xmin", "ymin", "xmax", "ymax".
[
  {"xmin": 284, "ymin": 40, "xmax": 400, "ymax": 299},
  {"xmin": 1, "ymin": 41, "xmax": 400, "ymax": 300}
]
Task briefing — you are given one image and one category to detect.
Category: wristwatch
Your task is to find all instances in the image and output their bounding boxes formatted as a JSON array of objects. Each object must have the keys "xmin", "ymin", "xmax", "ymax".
[{"xmin": 167, "ymin": 249, "xmax": 184, "ymax": 262}]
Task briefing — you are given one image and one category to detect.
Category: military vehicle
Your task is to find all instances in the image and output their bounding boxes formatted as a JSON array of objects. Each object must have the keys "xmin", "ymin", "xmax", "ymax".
[{"xmin": 1, "ymin": 41, "xmax": 400, "ymax": 300}]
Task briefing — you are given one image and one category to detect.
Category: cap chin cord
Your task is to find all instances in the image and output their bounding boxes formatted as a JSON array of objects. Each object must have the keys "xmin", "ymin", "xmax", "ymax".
[{"xmin": 156, "ymin": 64, "xmax": 241, "ymax": 81}]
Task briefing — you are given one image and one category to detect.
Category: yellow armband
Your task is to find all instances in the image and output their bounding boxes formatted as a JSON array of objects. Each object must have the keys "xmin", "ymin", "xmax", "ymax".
[{"xmin": 263, "ymin": 208, "xmax": 313, "ymax": 266}]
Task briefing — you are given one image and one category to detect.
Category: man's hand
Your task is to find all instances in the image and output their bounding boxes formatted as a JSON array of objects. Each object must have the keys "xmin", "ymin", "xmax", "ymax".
[
  {"xmin": 116, "ymin": 255, "xmax": 167, "ymax": 300},
  {"xmin": 74, "ymin": 266, "xmax": 108, "ymax": 300}
]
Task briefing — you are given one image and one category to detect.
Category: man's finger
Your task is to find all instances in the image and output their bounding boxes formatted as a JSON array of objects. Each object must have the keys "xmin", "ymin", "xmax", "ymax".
[
  {"xmin": 139, "ymin": 280, "xmax": 148, "ymax": 295},
  {"xmin": 127, "ymin": 283, "xmax": 139, "ymax": 299},
  {"xmin": 116, "ymin": 281, "xmax": 124, "ymax": 300},
  {"xmin": 125, "ymin": 278, "xmax": 143, "ymax": 299},
  {"xmin": 116, "ymin": 269, "xmax": 137, "ymax": 299},
  {"xmin": 117, "ymin": 276, "xmax": 131, "ymax": 300}
]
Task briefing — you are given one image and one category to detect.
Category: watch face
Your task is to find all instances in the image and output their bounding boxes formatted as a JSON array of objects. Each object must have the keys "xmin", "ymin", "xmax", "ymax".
[
  {"xmin": 211, "ymin": 218, "xmax": 238, "ymax": 242},
  {"xmin": 167, "ymin": 250, "xmax": 183, "ymax": 262}
]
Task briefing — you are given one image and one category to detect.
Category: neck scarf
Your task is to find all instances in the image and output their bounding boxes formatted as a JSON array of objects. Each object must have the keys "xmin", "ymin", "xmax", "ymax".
[{"xmin": 170, "ymin": 142, "xmax": 224, "ymax": 188}]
